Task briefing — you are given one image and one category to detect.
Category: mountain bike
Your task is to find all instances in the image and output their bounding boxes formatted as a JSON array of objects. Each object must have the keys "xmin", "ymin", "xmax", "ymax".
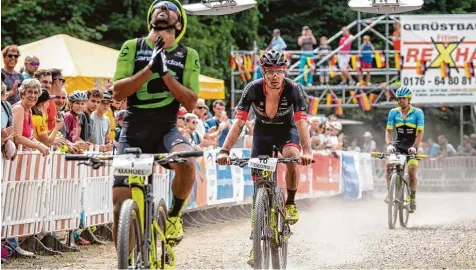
[
  {"xmin": 66, "ymin": 147, "xmax": 203, "ymax": 269},
  {"xmin": 371, "ymin": 152, "xmax": 426, "ymax": 229},
  {"xmin": 228, "ymin": 146, "xmax": 314, "ymax": 269}
]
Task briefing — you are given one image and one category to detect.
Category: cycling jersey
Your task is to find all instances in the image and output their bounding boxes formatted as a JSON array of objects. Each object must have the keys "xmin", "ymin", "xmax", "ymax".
[
  {"xmin": 235, "ymin": 78, "xmax": 308, "ymax": 127},
  {"xmin": 386, "ymin": 105, "xmax": 424, "ymax": 149},
  {"xmin": 113, "ymin": 37, "xmax": 200, "ymax": 123}
]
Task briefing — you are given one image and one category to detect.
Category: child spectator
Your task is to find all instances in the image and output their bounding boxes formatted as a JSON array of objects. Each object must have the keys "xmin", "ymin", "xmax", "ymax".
[
  {"xmin": 64, "ymin": 91, "xmax": 88, "ymax": 143},
  {"xmin": 31, "ymin": 89, "xmax": 63, "ymax": 146},
  {"xmin": 316, "ymin": 36, "xmax": 332, "ymax": 85},
  {"xmin": 360, "ymin": 35, "xmax": 375, "ymax": 84}
]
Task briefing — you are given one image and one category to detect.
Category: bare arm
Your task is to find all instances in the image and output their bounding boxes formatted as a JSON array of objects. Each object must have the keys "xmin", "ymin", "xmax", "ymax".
[
  {"xmin": 298, "ymin": 36, "xmax": 304, "ymax": 46},
  {"xmin": 385, "ymin": 129, "xmax": 393, "ymax": 146},
  {"xmin": 413, "ymin": 130, "xmax": 424, "ymax": 149},
  {"xmin": 295, "ymin": 119, "xmax": 312, "ymax": 155},
  {"xmin": 221, "ymin": 119, "xmax": 246, "ymax": 151},
  {"xmin": 12, "ymin": 107, "xmax": 42, "ymax": 150}
]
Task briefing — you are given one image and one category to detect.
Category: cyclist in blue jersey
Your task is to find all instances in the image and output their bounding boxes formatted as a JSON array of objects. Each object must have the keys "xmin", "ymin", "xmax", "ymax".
[{"xmin": 385, "ymin": 86, "xmax": 424, "ymax": 213}]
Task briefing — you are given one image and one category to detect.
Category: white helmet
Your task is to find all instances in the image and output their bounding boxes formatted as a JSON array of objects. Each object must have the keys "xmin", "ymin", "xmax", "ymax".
[{"xmin": 331, "ymin": 121, "xmax": 342, "ymax": 131}]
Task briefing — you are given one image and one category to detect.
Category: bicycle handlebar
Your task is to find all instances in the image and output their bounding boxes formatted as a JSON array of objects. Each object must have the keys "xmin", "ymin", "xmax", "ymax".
[{"xmin": 370, "ymin": 152, "xmax": 427, "ymax": 159}]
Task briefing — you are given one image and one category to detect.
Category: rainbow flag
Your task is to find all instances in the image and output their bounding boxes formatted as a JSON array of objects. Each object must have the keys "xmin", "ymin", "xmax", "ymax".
[
  {"xmin": 334, "ymin": 98, "xmax": 343, "ymax": 116},
  {"xmin": 375, "ymin": 51, "xmax": 386, "ymax": 68},
  {"xmin": 464, "ymin": 61, "xmax": 475, "ymax": 78},
  {"xmin": 308, "ymin": 97, "xmax": 319, "ymax": 115},
  {"xmin": 359, "ymin": 93, "xmax": 372, "ymax": 111},
  {"xmin": 307, "ymin": 58, "xmax": 316, "ymax": 74}
]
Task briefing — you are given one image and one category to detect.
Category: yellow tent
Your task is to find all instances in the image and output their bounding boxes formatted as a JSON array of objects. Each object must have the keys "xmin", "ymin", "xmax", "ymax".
[{"xmin": 2, "ymin": 34, "xmax": 225, "ymax": 99}]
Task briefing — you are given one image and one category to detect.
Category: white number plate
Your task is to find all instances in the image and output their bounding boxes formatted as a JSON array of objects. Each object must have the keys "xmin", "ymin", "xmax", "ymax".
[
  {"xmin": 388, "ymin": 154, "xmax": 406, "ymax": 165},
  {"xmin": 112, "ymin": 154, "xmax": 155, "ymax": 177},
  {"xmin": 247, "ymin": 158, "xmax": 278, "ymax": 172}
]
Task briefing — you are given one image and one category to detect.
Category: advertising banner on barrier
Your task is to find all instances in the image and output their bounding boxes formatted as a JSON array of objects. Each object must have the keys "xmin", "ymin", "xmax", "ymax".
[
  {"xmin": 358, "ymin": 153, "xmax": 374, "ymax": 192},
  {"xmin": 205, "ymin": 149, "xmax": 236, "ymax": 205},
  {"xmin": 312, "ymin": 152, "xmax": 341, "ymax": 194},
  {"xmin": 342, "ymin": 152, "xmax": 361, "ymax": 200},
  {"xmin": 242, "ymin": 148, "xmax": 254, "ymax": 203},
  {"xmin": 400, "ymin": 14, "xmax": 476, "ymax": 104}
]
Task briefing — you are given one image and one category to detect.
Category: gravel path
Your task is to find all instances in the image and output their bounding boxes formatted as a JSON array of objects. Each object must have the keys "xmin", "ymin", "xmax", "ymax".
[{"xmin": 5, "ymin": 192, "xmax": 476, "ymax": 269}]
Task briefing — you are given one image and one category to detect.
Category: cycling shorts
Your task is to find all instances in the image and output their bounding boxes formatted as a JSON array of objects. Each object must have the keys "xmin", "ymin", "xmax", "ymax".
[
  {"xmin": 394, "ymin": 144, "xmax": 418, "ymax": 167},
  {"xmin": 251, "ymin": 125, "xmax": 301, "ymax": 158},
  {"xmin": 113, "ymin": 111, "xmax": 190, "ymax": 188}
]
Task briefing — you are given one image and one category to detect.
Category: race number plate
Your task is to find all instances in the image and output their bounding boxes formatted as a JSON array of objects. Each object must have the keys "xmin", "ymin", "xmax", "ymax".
[
  {"xmin": 388, "ymin": 154, "xmax": 406, "ymax": 165},
  {"xmin": 112, "ymin": 154, "xmax": 155, "ymax": 177},
  {"xmin": 247, "ymin": 158, "xmax": 278, "ymax": 172}
]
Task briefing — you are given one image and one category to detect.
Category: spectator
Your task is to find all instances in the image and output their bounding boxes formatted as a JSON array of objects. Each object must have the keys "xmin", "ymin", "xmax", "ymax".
[
  {"xmin": 90, "ymin": 92, "xmax": 112, "ymax": 145},
  {"xmin": 347, "ymin": 139, "xmax": 361, "ymax": 152},
  {"xmin": 338, "ymin": 26, "xmax": 356, "ymax": 85},
  {"xmin": 457, "ymin": 135, "xmax": 476, "ymax": 156},
  {"xmin": 106, "ymin": 90, "xmax": 118, "ymax": 143},
  {"xmin": 316, "ymin": 36, "xmax": 331, "ymax": 85},
  {"xmin": 54, "ymin": 88, "xmax": 68, "ymax": 138},
  {"xmin": 177, "ymin": 106, "xmax": 188, "ymax": 131},
  {"xmin": 1, "ymin": 82, "xmax": 17, "ymax": 160},
  {"xmin": 114, "ymin": 110, "xmax": 127, "ymax": 142},
  {"xmin": 206, "ymin": 100, "xmax": 231, "ymax": 147},
  {"xmin": 470, "ymin": 133, "xmax": 476, "ymax": 149},
  {"xmin": 64, "ymin": 90, "xmax": 88, "ymax": 143},
  {"xmin": 46, "ymin": 68, "xmax": 65, "ymax": 129},
  {"xmin": 308, "ymin": 116, "xmax": 323, "ymax": 150},
  {"xmin": 33, "ymin": 69, "xmax": 53, "ymax": 91},
  {"xmin": 359, "ymin": 35, "xmax": 375, "ymax": 84},
  {"xmin": 298, "ymin": 26, "xmax": 317, "ymax": 86},
  {"xmin": 266, "ymin": 29, "xmax": 287, "ymax": 51},
  {"xmin": 427, "ymin": 138, "xmax": 439, "ymax": 157},
  {"xmin": 193, "ymin": 98, "xmax": 209, "ymax": 140},
  {"xmin": 316, "ymin": 122, "xmax": 333, "ymax": 150},
  {"xmin": 328, "ymin": 114, "xmax": 338, "ymax": 122},
  {"xmin": 437, "ymin": 135, "xmax": 457, "ymax": 158},
  {"xmin": 80, "ymin": 89, "xmax": 102, "ymax": 142},
  {"xmin": 391, "ymin": 22, "xmax": 401, "ymax": 53},
  {"xmin": 183, "ymin": 113, "xmax": 202, "ymax": 146},
  {"xmin": 31, "ymin": 89, "xmax": 63, "ymax": 146},
  {"xmin": 362, "ymin": 131, "xmax": 377, "ymax": 152},
  {"xmin": 21, "ymin": 56, "xmax": 40, "ymax": 80},
  {"xmin": 2, "ymin": 45, "xmax": 24, "ymax": 104}
]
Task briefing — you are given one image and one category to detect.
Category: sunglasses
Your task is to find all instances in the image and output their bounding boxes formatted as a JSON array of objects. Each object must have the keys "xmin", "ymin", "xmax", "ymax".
[
  {"xmin": 7, "ymin": 54, "xmax": 19, "ymax": 59},
  {"xmin": 196, "ymin": 106, "xmax": 207, "ymax": 110},
  {"xmin": 178, "ymin": 116, "xmax": 185, "ymax": 120},
  {"xmin": 264, "ymin": 70, "xmax": 285, "ymax": 75},
  {"xmin": 29, "ymin": 61, "xmax": 40, "ymax": 67},
  {"xmin": 55, "ymin": 96, "xmax": 66, "ymax": 100},
  {"xmin": 54, "ymin": 78, "xmax": 66, "ymax": 83},
  {"xmin": 154, "ymin": 1, "xmax": 182, "ymax": 18}
]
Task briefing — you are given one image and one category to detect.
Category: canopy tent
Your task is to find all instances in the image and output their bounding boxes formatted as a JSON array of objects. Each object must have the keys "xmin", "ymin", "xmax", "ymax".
[{"xmin": 1, "ymin": 34, "xmax": 225, "ymax": 99}]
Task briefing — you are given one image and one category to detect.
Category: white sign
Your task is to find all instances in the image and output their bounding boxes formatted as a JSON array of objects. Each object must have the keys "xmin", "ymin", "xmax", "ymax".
[
  {"xmin": 388, "ymin": 154, "xmax": 406, "ymax": 166},
  {"xmin": 112, "ymin": 154, "xmax": 154, "ymax": 177},
  {"xmin": 247, "ymin": 158, "xmax": 278, "ymax": 172},
  {"xmin": 401, "ymin": 14, "xmax": 476, "ymax": 104}
]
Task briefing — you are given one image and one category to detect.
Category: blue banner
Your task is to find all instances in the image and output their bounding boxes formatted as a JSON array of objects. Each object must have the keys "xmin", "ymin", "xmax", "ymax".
[
  {"xmin": 216, "ymin": 159, "xmax": 234, "ymax": 201},
  {"xmin": 242, "ymin": 148, "xmax": 254, "ymax": 199},
  {"xmin": 342, "ymin": 153, "xmax": 361, "ymax": 200}
]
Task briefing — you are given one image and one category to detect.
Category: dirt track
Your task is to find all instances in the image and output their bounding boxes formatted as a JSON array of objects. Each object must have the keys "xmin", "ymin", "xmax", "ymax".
[{"xmin": 5, "ymin": 192, "xmax": 476, "ymax": 269}]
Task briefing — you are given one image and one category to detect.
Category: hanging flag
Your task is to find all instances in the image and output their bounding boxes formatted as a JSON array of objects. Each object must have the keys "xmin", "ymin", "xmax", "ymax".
[
  {"xmin": 236, "ymin": 55, "xmax": 247, "ymax": 83},
  {"xmin": 230, "ymin": 55, "xmax": 237, "ymax": 70},
  {"xmin": 303, "ymin": 65, "xmax": 309, "ymax": 82},
  {"xmin": 351, "ymin": 55, "xmax": 360, "ymax": 71},
  {"xmin": 464, "ymin": 61, "xmax": 475, "ymax": 78},
  {"xmin": 440, "ymin": 62, "xmax": 450, "ymax": 78},
  {"xmin": 334, "ymin": 98, "xmax": 343, "ymax": 116},
  {"xmin": 329, "ymin": 55, "xmax": 338, "ymax": 78},
  {"xmin": 359, "ymin": 93, "xmax": 372, "ymax": 111},
  {"xmin": 307, "ymin": 58, "xmax": 316, "ymax": 74},
  {"xmin": 308, "ymin": 97, "xmax": 319, "ymax": 115},
  {"xmin": 369, "ymin": 93, "xmax": 377, "ymax": 105},
  {"xmin": 394, "ymin": 53, "xmax": 401, "ymax": 70},
  {"xmin": 349, "ymin": 90, "xmax": 358, "ymax": 104},
  {"xmin": 416, "ymin": 60, "xmax": 427, "ymax": 75},
  {"xmin": 375, "ymin": 51, "xmax": 386, "ymax": 68},
  {"xmin": 326, "ymin": 93, "xmax": 333, "ymax": 107}
]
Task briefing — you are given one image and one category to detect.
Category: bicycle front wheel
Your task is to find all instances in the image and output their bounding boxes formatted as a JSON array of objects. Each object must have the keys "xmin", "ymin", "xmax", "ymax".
[
  {"xmin": 387, "ymin": 173, "xmax": 399, "ymax": 229},
  {"xmin": 253, "ymin": 187, "xmax": 271, "ymax": 269},
  {"xmin": 271, "ymin": 187, "xmax": 288, "ymax": 270},
  {"xmin": 154, "ymin": 198, "xmax": 169, "ymax": 269},
  {"xmin": 117, "ymin": 199, "xmax": 144, "ymax": 269},
  {"xmin": 399, "ymin": 179, "xmax": 410, "ymax": 227}
]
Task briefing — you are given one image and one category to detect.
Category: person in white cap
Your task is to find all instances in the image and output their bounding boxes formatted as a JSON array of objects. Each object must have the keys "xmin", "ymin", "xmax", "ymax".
[{"xmin": 362, "ymin": 131, "xmax": 377, "ymax": 152}]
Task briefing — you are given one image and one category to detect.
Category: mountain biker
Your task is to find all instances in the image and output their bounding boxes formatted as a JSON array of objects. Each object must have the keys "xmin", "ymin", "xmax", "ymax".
[
  {"xmin": 111, "ymin": 0, "xmax": 200, "ymax": 246},
  {"xmin": 385, "ymin": 86, "xmax": 424, "ymax": 213},
  {"xmin": 216, "ymin": 50, "xmax": 313, "ymax": 265}
]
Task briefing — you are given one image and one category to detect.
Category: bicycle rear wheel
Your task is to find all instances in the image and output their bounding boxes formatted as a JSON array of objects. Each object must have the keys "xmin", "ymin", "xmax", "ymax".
[
  {"xmin": 271, "ymin": 187, "xmax": 288, "ymax": 270},
  {"xmin": 387, "ymin": 173, "xmax": 399, "ymax": 229},
  {"xmin": 154, "ymin": 198, "xmax": 169, "ymax": 269},
  {"xmin": 399, "ymin": 179, "xmax": 410, "ymax": 227},
  {"xmin": 117, "ymin": 199, "xmax": 143, "ymax": 269},
  {"xmin": 253, "ymin": 187, "xmax": 271, "ymax": 269}
]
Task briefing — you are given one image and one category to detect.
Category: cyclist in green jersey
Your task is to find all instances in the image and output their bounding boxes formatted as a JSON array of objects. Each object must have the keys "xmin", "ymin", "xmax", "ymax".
[{"xmin": 112, "ymin": 0, "xmax": 200, "ymax": 246}]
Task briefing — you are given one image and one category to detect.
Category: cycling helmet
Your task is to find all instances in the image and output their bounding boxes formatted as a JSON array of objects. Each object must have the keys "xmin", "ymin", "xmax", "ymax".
[
  {"xmin": 259, "ymin": 50, "xmax": 287, "ymax": 68},
  {"xmin": 68, "ymin": 90, "xmax": 88, "ymax": 102},
  {"xmin": 102, "ymin": 91, "xmax": 112, "ymax": 101},
  {"xmin": 395, "ymin": 86, "xmax": 413, "ymax": 99}
]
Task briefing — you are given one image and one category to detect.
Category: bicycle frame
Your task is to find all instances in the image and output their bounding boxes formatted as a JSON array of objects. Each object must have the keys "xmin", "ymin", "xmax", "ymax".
[{"xmin": 129, "ymin": 175, "xmax": 176, "ymax": 269}]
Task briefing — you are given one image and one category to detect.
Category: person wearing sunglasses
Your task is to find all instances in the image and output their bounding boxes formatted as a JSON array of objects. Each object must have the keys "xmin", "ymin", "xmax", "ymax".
[
  {"xmin": 21, "ymin": 55, "xmax": 40, "ymax": 80},
  {"xmin": 216, "ymin": 50, "xmax": 314, "ymax": 266},
  {"xmin": 112, "ymin": 0, "xmax": 200, "ymax": 247},
  {"xmin": 1, "ymin": 45, "xmax": 24, "ymax": 105}
]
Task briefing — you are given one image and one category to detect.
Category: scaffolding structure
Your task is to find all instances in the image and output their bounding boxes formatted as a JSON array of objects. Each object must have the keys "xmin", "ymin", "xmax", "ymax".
[{"xmin": 229, "ymin": 13, "xmax": 476, "ymax": 142}]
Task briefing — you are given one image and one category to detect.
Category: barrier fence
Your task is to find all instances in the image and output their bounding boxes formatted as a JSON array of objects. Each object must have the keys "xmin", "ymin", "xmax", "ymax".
[{"xmin": 2, "ymin": 148, "xmax": 476, "ymax": 242}]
